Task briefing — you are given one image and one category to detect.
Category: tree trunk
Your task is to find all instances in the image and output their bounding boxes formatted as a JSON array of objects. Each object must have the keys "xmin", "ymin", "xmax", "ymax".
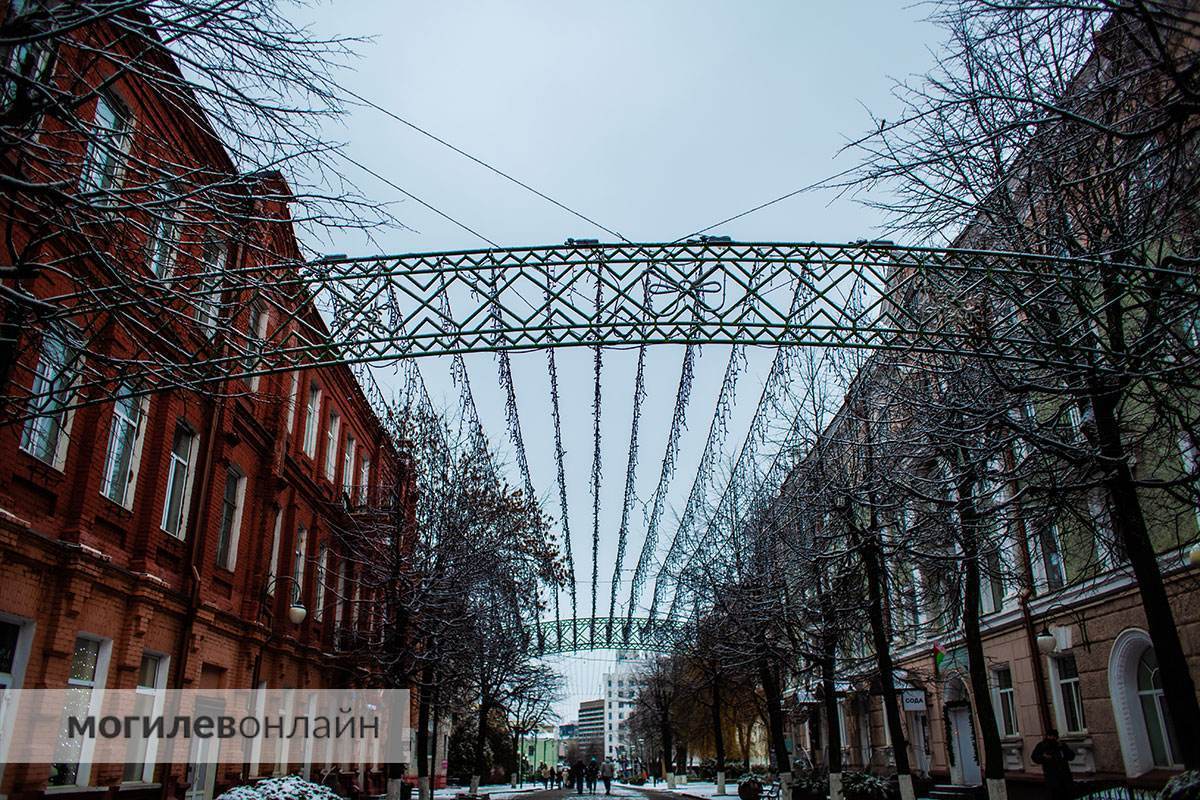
[
  {"xmin": 1091, "ymin": 389, "xmax": 1200, "ymax": 769},
  {"xmin": 758, "ymin": 656, "xmax": 792, "ymax": 778},
  {"xmin": 676, "ymin": 741, "xmax": 688, "ymax": 785},
  {"xmin": 416, "ymin": 669, "xmax": 432, "ymax": 800},
  {"xmin": 959, "ymin": 480, "xmax": 1008, "ymax": 800},
  {"xmin": 472, "ymin": 699, "xmax": 489, "ymax": 794},
  {"xmin": 825, "ymin": 597, "xmax": 844, "ymax": 800},
  {"xmin": 711, "ymin": 677, "xmax": 727, "ymax": 795},
  {"xmin": 662, "ymin": 714, "xmax": 675, "ymax": 788},
  {"xmin": 860, "ymin": 534, "xmax": 915, "ymax": 800},
  {"xmin": 429, "ymin": 698, "xmax": 442, "ymax": 796}
]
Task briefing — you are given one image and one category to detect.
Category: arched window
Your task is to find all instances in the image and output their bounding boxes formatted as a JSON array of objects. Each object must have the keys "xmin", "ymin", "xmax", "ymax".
[{"xmin": 1135, "ymin": 648, "xmax": 1180, "ymax": 768}]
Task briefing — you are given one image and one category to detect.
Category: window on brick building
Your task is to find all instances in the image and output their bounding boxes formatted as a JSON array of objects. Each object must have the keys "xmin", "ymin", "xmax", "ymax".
[
  {"xmin": 314, "ymin": 545, "xmax": 328, "ymax": 622},
  {"xmin": 324, "ymin": 411, "xmax": 340, "ymax": 480},
  {"xmin": 20, "ymin": 330, "xmax": 78, "ymax": 468},
  {"xmin": 357, "ymin": 456, "xmax": 371, "ymax": 507},
  {"xmin": 302, "ymin": 384, "xmax": 321, "ymax": 457},
  {"xmin": 79, "ymin": 91, "xmax": 132, "ymax": 197},
  {"xmin": 50, "ymin": 636, "xmax": 110, "ymax": 787},
  {"xmin": 194, "ymin": 241, "xmax": 226, "ymax": 338},
  {"xmin": 244, "ymin": 306, "xmax": 269, "ymax": 391},
  {"xmin": 146, "ymin": 181, "xmax": 181, "ymax": 278},
  {"xmin": 1, "ymin": 0, "xmax": 55, "ymax": 114},
  {"xmin": 993, "ymin": 666, "xmax": 1019, "ymax": 737},
  {"xmin": 123, "ymin": 652, "xmax": 167, "ymax": 783},
  {"xmin": 1052, "ymin": 654, "xmax": 1086, "ymax": 734},
  {"xmin": 161, "ymin": 424, "xmax": 198, "ymax": 539},
  {"xmin": 266, "ymin": 507, "xmax": 282, "ymax": 597},
  {"xmin": 100, "ymin": 388, "xmax": 148, "ymax": 508},
  {"xmin": 341, "ymin": 435, "xmax": 356, "ymax": 498},
  {"xmin": 291, "ymin": 525, "xmax": 308, "ymax": 606},
  {"xmin": 215, "ymin": 467, "xmax": 246, "ymax": 570},
  {"xmin": 285, "ymin": 371, "xmax": 300, "ymax": 434}
]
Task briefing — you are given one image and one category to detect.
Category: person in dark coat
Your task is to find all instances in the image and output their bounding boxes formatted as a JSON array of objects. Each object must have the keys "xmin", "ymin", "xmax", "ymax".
[
  {"xmin": 1031, "ymin": 729, "xmax": 1077, "ymax": 800},
  {"xmin": 585, "ymin": 758, "xmax": 599, "ymax": 794},
  {"xmin": 572, "ymin": 759, "xmax": 586, "ymax": 794}
]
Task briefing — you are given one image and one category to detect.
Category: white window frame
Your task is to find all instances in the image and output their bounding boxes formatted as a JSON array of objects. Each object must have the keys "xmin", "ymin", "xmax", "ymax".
[
  {"xmin": 215, "ymin": 466, "xmax": 246, "ymax": 571},
  {"xmin": 341, "ymin": 435, "xmax": 356, "ymax": 497},
  {"xmin": 1032, "ymin": 522, "xmax": 1067, "ymax": 592},
  {"xmin": 265, "ymin": 507, "xmax": 282, "ymax": 597},
  {"xmin": 79, "ymin": 91, "xmax": 132, "ymax": 197},
  {"xmin": 20, "ymin": 330, "xmax": 80, "ymax": 470},
  {"xmin": 302, "ymin": 384, "xmax": 321, "ymax": 458},
  {"xmin": 123, "ymin": 650, "xmax": 168, "ymax": 783},
  {"xmin": 52, "ymin": 635, "xmax": 112, "ymax": 788},
  {"xmin": 334, "ymin": 561, "xmax": 347, "ymax": 629},
  {"xmin": 291, "ymin": 526, "xmax": 308, "ymax": 606},
  {"xmin": 285, "ymin": 372, "xmax": 300, "ymax": 434},
  {"xmin": 357, "ymin": 456, "xmax": 370, "ymax": 506},
  {"xmin": 245, "ymin": 307, "xmax": 269, "ymax": 392},
  {"xmin": 194, "ymin": 241, "xmax": 226, "ymax": 338},
  {"xmin": 146, "ymin": 181, "xmax": 181, "ymax": 279},
  {"xmin": 0, "ymin": 615, "xmax": 35, "ymax": 787},
  {"xmin": 100, "ymin": 389, "xmax": 149, "ymax": 509},
  {"xmin": 160, "ymin": 423, "xmax": 199, "ymax": 539},
  {"xmin": 324, "ymin": 411, "xmax": 340, "ymax": 480},
  {"xmin": 1049, "ymin": 654, "xmax": 1086, "ymax": 735},
  {"xmin": 314, "ymin": 545, "xmax": 328, "ymax": 622},
  {"xmin": 992, "ymin": 666, "xmax": 1020, "ymax": 737}
]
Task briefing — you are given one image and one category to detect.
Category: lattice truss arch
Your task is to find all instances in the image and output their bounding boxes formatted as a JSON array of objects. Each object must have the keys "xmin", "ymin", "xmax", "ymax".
[
  {"xmin": 532, "ymin": 616, "xmax": 691, "ymax": 656},
  {"xmin": 9, "ymin": 239, "xmax": 1200, "ymax": 417}
]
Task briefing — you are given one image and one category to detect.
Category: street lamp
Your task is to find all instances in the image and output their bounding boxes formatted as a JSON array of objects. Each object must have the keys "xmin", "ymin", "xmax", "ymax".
[
  {"xmin": 1187, "ymin": 541, "xmax": 1200, "ymax": 566},
  {"xmin": 287, "ymin": 600, "xmax": 308, "ymax": 625},
  {"xmin": 1036, "ymin": 627, "xmax": 1057, "ymax": 654}
]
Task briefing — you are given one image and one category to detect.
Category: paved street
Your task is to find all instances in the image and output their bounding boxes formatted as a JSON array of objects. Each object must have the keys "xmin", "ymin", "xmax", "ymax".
[{"xmin": 481, "ymin": 787, "xmax": 697, "ymax": 800}]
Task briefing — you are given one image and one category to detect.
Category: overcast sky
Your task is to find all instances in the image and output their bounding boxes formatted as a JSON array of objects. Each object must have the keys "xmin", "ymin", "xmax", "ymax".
[{"xmin": 301, "ymin": 0, "xmax": 944, "ymax": 723}]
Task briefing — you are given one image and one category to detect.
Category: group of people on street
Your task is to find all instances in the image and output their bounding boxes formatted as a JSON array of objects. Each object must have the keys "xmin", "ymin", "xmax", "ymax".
[{"xmin": 536, "ymin": 758, "xmax": 615, "ymax": 795}]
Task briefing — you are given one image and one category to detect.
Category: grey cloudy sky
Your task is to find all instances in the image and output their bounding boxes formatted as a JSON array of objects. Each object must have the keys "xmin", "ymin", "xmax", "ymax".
[{"xmin": 301, "ymin": 0, "xmax": 944, "ymax": 721}]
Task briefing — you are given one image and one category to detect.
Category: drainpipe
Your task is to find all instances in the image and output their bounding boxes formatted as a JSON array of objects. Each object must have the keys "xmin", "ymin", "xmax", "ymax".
[
  {"xmin": 1019, "ymin": 593, "xmax": 1053, "ymax": 735},
  {"xmin": 163, "ymin": 237, "xmax": 246, "ymax": 800}
]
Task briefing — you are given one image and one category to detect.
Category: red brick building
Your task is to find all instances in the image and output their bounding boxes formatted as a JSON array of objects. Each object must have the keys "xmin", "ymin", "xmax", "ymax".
[{"xmin": 0, "ymin": 7, "xmax": 415, "ymax": 800}]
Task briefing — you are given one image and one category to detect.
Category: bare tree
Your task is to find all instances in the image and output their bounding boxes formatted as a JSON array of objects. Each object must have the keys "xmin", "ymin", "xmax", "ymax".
[{"xmin": 843, "ymin": 0, "xmax": 1200, "ymax": 771}]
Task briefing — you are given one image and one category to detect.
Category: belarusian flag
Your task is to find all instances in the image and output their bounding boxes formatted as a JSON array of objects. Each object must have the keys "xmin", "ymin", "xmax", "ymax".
[{"xmin": 933, "ymin": 642, "xmax": 947, "ymax": 673}]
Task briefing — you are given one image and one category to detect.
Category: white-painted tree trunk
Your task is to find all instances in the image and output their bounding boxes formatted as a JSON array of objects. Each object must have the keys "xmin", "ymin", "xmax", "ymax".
[
  {"xmin": 666, "ymin": 772, "xmax": 676, "ymax": 789},
  {"xmin": 387, "ymin": 778, "xmax": 405, "ymax": 800},
  {"xmin": 678, "ymin": 773, "xmax": 688, "ymax": 786},
  {"xmin": 829, "ymin": 772, "xmax": 844, "ymax": 800},
  {"xmin": 779, "ymin": 772, "xmax": 792, "ymax": 799},
  {"xmin": 470, "ymin": 775, "xmax": 480, "ymax": 795},
  {"xmin": 716, "ymin": 771, "xmax": 726, "ymax": 795},
  {"xmin": 418, "ymin": 776, "xmax": 431, "ymax": 800},
  {"xmin": 985, "ymin": 778, "xmax": 1008, "ymax": 800},
  {"xmin": 897, "ymin": 774, "xmax": 916, "ymax": 800}
]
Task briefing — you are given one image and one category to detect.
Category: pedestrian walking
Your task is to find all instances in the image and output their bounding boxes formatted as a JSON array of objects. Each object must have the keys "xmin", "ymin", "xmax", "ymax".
[
  {"xmin": 586, "ymin": 758, "xmax": 599, "ymax": 794},
  {"xmin": 573, "ymin": 759, "xmax": 586, "ymax": 794},
  {"xmin": 1031, "ymin": 729, "xmax": 1077, "ymax": 800},
  {"xmin": 600, "ymin": 759, "xmax": 614, "ymax": 795}
]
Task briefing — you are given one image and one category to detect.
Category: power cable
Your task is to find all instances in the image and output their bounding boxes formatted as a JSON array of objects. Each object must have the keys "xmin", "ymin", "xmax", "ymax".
[{"xmin": 346, "ymin": 88, "xmax": 632, "ymax": 244}]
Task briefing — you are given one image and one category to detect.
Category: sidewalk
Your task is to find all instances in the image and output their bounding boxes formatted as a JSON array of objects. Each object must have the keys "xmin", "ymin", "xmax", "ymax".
[
  {"xmin": 622, "ymin": 781, "xmax": 730, "ymax": 799},
  {"xmin": 433, "ymin": 785, "xmax": 544, "ymax": 800}
]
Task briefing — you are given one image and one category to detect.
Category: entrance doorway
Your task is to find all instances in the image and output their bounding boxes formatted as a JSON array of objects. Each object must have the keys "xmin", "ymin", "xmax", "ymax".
[{"xmin": 947, "ymin": 706, "xmax": 981, "ymax": 786}]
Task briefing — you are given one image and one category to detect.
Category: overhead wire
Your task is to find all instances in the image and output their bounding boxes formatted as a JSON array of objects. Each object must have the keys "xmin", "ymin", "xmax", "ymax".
[{"xmin": 345, "ymin": 87, "xmax": 632, "ymax": 244}]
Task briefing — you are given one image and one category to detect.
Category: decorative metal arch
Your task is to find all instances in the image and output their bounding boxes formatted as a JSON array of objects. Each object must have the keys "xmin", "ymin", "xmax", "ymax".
[
  {"xmin": 15, "ymin": 238, "xmax": 1199, "ymax": 416},
  {"xmin": 531, "ymin": 616, "xmax": 691, "ymax": 656}
]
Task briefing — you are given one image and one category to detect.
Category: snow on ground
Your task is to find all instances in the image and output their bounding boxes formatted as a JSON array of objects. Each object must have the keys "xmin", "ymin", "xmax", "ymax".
[
  {"xmin": 626, "ymin": 781, "xmax": 730, "ymax": 799},
  {"xmin": 433, "ymin": 785, "xmax": 541, "ymax": 800}
]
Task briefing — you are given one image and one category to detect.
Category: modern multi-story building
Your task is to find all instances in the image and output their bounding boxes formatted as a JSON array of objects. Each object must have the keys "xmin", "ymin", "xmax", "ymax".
[
  {"xmin": 577, "ymin": 700, "xmax": 605, "ymax": 759},
  {"xmin": 602, "ymin": 651, "xmax": 650, "ymax": 762},
  {"xmin": 0, "ymin": 8, "xmax": 417, "ymax": 800}
]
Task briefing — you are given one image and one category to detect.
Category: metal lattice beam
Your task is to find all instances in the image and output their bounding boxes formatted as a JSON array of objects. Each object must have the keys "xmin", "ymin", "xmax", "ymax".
[
  {"xmin": 531, "ymin": 616, "xmax": 690, "ymax": 656},
  {"xmin": 8, "ymin": 239, "xmax": 1200, "ymax": 418}
]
